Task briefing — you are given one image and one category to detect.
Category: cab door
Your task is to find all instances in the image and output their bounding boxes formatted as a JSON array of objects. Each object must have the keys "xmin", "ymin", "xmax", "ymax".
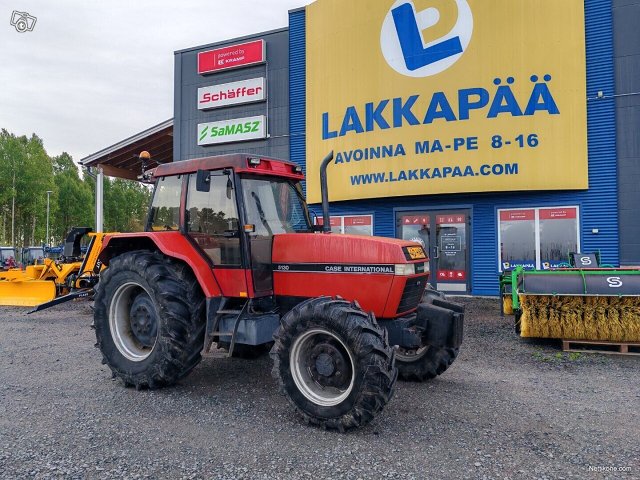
[
  {"xmin": 185, "ymin": 171, "xmax": 248, "ymax": 298},
  {"xmin": 239, "ymin": 177, "xmax": 311, "ymax": 297}
]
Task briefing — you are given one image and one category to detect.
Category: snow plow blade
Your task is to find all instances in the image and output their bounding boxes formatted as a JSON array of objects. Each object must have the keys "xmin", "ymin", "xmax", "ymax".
[{"xmin": 0, "ymin": 279, "xmax": 57, "ymax": 307}]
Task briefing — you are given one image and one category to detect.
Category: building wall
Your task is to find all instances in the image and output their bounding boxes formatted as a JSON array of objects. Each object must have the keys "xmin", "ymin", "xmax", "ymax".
[
  {"xmin": 174, "ymin": 29, "xmax": 290, "ymax": 162},
  {"xmin": 289, "ymin": 1, "xmax": 618, "ymax": 296},
  {"xmin": 614, "ymin": 0, "xmax": 640, "ymax": 265}
]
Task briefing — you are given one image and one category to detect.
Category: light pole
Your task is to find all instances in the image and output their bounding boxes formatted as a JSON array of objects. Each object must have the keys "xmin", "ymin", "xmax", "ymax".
[{"xmin": 46, "ymin": 190, "xmax": 53, "ymax": 247}]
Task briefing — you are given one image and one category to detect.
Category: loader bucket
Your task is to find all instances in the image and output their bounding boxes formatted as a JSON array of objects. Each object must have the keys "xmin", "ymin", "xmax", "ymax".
[
  {"xmin": 0, "ymin": 280, "xmax": 57, "ymax": 307},
  {"xmin": 510, "ymin": 268, "xmax": 640, "ymax": 342}
]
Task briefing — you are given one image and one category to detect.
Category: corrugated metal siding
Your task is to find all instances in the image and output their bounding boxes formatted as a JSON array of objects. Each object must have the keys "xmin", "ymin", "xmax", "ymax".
[
  {"xmin": 583, "ymin": 0, "xmax": 618, "ymax": 267},
  {"xmin": 289, "ymin": 9, "xmax": 306, "ymax": 184},
  {"xmin": 289, "ymin": 0, "xmax": 618, "ymax": 296}
]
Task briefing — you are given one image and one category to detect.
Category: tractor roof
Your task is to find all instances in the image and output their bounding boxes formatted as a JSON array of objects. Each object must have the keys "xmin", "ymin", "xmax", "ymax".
[{"xmin": 152, "ymin": 154, "xmax": 305, "ymax": 181}]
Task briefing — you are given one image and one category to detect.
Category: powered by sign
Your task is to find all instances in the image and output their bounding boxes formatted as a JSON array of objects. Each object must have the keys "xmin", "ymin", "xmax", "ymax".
[
  {"xmin": 198, "ymin": 39, "xmax": 265, "ymax": 74},
  {"xmin": 198, "ymin": 78, "xmax": 266, "ymax": 110},
  {"xmin": 198, "ymin": 115, "xmax": 267, "ymax": 146}
]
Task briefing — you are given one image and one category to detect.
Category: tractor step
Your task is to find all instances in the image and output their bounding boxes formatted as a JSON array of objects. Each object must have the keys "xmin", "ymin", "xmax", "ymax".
[
  {"xmin": 202, "ymin": 298, "xmax": 249, "ymax": 356},
  {"xmin": 562, "ymin": 339, "xmax": 640, "ymax": 356}
]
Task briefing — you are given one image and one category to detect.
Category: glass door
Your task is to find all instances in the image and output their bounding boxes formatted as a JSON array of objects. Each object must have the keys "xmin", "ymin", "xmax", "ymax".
[
  {"xmin": 434, "ymin": 213, "xmax": 468, "ymax": 292},
  {"xmin": 398, "ymin": 210, "xmax": 470, "ymax": 293}
]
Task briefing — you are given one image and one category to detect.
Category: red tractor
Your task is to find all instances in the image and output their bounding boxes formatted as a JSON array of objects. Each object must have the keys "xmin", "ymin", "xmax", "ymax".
[{"xmin": 94, "ymin": 153, "xmax": 464, "ymax": 430}]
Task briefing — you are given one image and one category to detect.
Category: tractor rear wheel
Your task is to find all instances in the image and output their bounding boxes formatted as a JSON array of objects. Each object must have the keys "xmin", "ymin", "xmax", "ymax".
[
  {"xmin": 396, "ymin": 346, "xmax": 459, "ymax": 381},
  {"xmin": 396, "ymin": 290, "xmax": 462, "ymax": 381},
  {"xmin": 94, "ymin": 251, "xmax": 205, "ymax": 389},
  {"xmin": 271, "ymin": 297, "xmax": 397, "ymax": 431}
]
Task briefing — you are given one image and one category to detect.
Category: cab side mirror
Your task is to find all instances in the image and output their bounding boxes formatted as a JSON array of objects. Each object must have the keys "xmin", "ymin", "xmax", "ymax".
[{"xmin": 196, "ymin": 169, "xmax": 210, "ymax": 192}]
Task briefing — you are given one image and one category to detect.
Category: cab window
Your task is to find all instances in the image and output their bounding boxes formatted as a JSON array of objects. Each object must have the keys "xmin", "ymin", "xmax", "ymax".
[
  {"xmin": 149, "ymin": 176, "xmax": 182, "ymax": 231},
  {"xmin": 186, "ymin": 172, "xmax": 241, "ymax": 266}
]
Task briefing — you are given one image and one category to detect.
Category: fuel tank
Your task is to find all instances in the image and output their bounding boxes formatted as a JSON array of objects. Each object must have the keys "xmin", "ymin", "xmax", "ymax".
[{"xmin": 272, "ymin": 233, "xmax": 429, "ymax": 319}]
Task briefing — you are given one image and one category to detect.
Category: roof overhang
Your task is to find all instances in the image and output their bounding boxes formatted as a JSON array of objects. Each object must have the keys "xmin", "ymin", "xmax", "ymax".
[{"xmin": 80, "ymin": 119, "xmax": 173, "ymax": 180}]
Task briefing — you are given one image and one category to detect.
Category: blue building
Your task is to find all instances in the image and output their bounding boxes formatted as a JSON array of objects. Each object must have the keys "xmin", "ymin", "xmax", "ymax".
[{"xmin": 82, "ymin": 0, "xmax": 639, "ymax": 296}]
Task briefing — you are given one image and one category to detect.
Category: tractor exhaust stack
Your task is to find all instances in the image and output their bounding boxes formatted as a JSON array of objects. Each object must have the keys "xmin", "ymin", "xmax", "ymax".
[{"xmin": 319, "ymin": 151, "xmax": 334, "ymax": 233}]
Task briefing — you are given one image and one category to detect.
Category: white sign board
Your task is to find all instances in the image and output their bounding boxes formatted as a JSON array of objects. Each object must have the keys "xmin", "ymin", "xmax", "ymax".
[
  {"xmin": 198, "ymin": 77, "xmax": 266, "ymax": 110},
  {"xmin": 197, "ymin": 115, "xmax": 267, "ymax": 146}
]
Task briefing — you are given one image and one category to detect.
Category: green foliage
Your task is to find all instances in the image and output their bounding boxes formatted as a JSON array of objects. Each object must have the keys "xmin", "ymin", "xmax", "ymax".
[
  {"xmin": 103, "ymin": 178, "xmax": 151, "ymax": 233},
  {"xmin": 0, "ymin": 129, "xmax": 151, "ymax": 248},
  {"xmin": 532, "ymin": 347, "xmax": 584, "ymax": 363}
]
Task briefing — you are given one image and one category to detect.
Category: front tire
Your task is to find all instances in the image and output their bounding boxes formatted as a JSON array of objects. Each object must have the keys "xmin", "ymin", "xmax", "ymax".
[
  {"xmin": 94, "ymin": 251, "xmax": 205, "ymax": 389},
  {"xmin": 271, "ymin": 297, "xmax": 397, "ymax": 431}
]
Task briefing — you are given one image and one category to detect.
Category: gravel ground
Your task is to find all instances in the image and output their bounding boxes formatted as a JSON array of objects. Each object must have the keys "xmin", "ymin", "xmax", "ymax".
[{"xmin": 0, "ymin": 298, "xmax": 638, "ymax": 480}]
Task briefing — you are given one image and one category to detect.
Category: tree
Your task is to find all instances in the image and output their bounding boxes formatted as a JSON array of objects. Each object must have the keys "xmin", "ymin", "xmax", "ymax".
[
  {"xmin": 103, "ymin": 178, "xmax": 151, "ymax": 232},
  {"xmin": 0, "ymin": 130, "xmax": 54, "ymax": 246},
  {"xmin": 51, "ymin": 152, "xmax": 94, "ymax": 241},
  {"xmin": 0, "ymin": 128, "xmax": 151, "ymax": 249}
]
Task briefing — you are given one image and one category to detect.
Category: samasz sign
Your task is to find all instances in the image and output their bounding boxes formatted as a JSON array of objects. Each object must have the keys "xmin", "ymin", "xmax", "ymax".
[{"xmin": 198, "ymin": 116, "xmax": 267, "ymax": 146}]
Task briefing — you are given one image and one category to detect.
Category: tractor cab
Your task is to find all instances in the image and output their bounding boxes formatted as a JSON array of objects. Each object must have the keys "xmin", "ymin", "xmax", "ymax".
[
  {"xmin": 146, "ymin": 155, "xmax": 312, "ymax": 299},
  {"xmin": 22, "ymin": 246, "xmax": 45, "ymax": 266},
  {"xmin": 0, "ymin": 247, "xmax": 17, "ymax": 270}
]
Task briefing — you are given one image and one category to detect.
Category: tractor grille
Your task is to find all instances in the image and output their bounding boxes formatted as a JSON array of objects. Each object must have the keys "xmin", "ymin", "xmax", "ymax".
[{"xmin": 397, "ymin": 275, "xmax": 428, "ymax": 314}]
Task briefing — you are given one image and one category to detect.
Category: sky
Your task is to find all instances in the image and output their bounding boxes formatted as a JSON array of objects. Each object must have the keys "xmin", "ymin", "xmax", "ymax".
[{"xmin": 0, "ymin": 0, "xmax": 311, "ymax": 163}]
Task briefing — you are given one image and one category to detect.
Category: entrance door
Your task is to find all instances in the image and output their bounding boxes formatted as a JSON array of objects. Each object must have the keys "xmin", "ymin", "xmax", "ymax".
[{"xmin": 397, "ymin": 210, "xmax": 470, "ymax": 293}]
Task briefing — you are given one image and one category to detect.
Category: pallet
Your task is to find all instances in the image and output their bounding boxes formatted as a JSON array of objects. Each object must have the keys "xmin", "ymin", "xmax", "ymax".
[{"xmin": 562, "ymin": 339, "xmax": 640, "ymax": 356}]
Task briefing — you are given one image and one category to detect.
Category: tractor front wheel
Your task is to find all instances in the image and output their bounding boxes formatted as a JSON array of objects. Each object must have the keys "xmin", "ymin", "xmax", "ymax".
[
  {"xmin": 94, "ymin": 251, "xmax": 205, "ymax": 389},
  {"xmin": 271, "ymin": 297, "xmax": 397, "ymax": 431}
]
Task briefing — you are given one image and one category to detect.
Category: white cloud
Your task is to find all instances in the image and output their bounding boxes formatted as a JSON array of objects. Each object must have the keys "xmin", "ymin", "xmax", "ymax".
[{"xmin": 0, "ymin": 0, "xmax": 311, "ymax": 162}]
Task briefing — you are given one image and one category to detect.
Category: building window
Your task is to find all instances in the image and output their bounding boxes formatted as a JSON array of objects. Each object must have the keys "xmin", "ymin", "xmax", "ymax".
[
  {"xmin": 315, "ymin": 215, "xmax": 373, "ymax": 235},
  {"xmin": 498, "ymin": 207, "xmax": 579, "ymax": 271},
  {"xmin": 539, "ymin": 207, "xmax": 579, "ymax": 268}
]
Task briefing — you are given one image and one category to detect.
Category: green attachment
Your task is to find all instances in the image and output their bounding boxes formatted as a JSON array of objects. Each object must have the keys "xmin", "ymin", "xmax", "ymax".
[
  {"xmin": 511, "ymin": 266, "xmax": 524, "ymax": 311},
  {"xmin": 514, "ymin": 267, "xmax": 640, "ymax": 297}
]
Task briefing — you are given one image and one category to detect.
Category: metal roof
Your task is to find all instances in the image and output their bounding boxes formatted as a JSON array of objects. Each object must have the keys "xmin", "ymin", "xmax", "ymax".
[{"xmin": 79, "ymin": 119, "xmax": 173, "ymax": 180}]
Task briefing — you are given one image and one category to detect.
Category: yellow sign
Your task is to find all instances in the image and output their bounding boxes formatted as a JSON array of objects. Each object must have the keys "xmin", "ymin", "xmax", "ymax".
[
  {"xmin": 406, "ymin": 246, "xmax": 427, "ymax": 260},
  {"xmin": 305, "ymin": 0, "xmax": 587, "ymax": 203}
]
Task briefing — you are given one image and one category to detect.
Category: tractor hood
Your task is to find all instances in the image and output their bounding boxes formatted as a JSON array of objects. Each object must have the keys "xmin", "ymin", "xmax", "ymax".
[
  {"xmin": 271, "ymin": 233, "xmax": 429, "ymax": 319},
  {"xmin": 272, "ymin": 233, "xmax": 427, "ymax": 266}
]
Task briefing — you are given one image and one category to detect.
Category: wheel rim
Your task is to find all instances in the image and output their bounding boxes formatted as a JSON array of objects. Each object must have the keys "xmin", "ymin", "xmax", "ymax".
[
  {"xmin": 109, "ymin": 282, "xmax": 158, "ymax": 362},
  {"xmin": 290, "ymin": 328, "xmax": 356, "ymax": 407},
  {"xmin": 396, "ymin": 345, "xmax": 429, "ymax": 362}
]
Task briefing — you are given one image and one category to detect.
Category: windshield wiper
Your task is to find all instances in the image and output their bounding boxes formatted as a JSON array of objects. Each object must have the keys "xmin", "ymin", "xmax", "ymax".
[{"xmin": 251, "ymin": 192, "xmax": 273, "ymax": 236}]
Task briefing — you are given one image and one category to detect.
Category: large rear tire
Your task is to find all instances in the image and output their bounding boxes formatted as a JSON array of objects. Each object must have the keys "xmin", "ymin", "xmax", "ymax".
[
  {"xmin": 271, "ymin": 297, "xmax": 397, "ymax": 431},
  {"xmin": 94, "ymin": 251, "xmax": 205, "ymax": 389}
]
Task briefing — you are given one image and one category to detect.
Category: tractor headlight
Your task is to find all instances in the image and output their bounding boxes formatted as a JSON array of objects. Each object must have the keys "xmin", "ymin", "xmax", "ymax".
[
  {"xmin": 394, "ymin": 262, "xmax": 429, "ymax": 276},
  {"xmin": 394, "ymin": 264, "xmax": 416, "ymax": 276}
]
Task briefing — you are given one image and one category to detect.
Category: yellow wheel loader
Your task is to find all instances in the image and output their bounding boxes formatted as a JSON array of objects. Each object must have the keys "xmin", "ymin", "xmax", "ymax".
[{"xmin": 0, "ymin": 227, "xmax": 107, "ymax": 311}]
